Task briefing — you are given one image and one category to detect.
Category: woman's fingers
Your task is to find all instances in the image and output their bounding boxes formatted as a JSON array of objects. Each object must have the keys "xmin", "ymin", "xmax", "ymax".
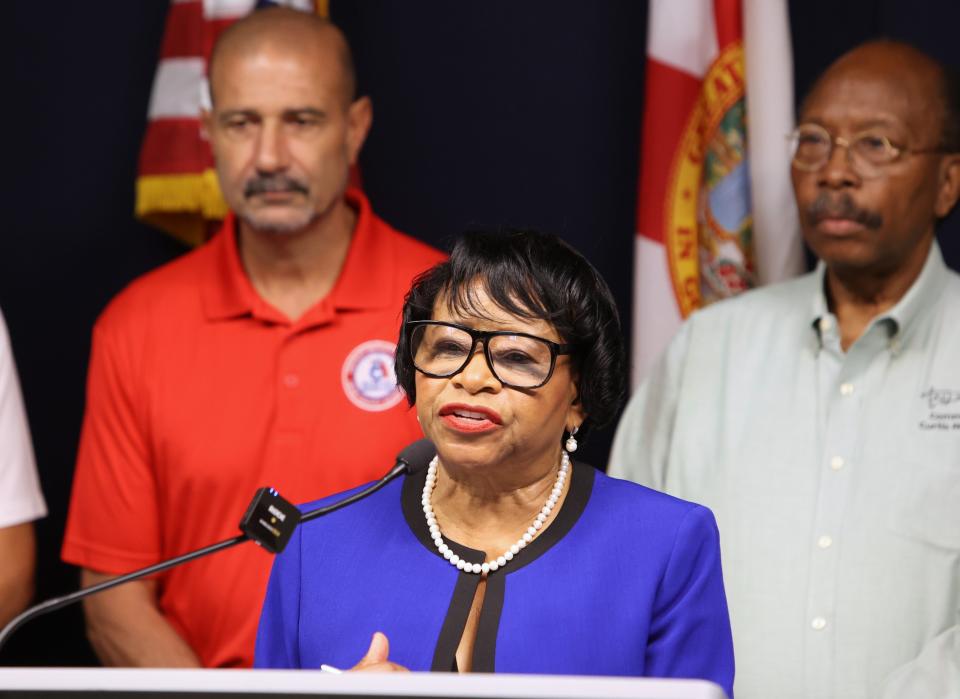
[
  {"xmin": 362, "ymin": 631, "xmax": 390, "ymax": 665},
  {"xmin": 349, "ymin": 631, "xmax": 410, "ymax": 672}
]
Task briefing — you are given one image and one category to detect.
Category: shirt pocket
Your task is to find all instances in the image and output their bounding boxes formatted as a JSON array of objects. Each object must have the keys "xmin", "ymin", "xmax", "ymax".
[{"xmin": 888, "ymin": 460, "xmax": 960, "ymax": 551}]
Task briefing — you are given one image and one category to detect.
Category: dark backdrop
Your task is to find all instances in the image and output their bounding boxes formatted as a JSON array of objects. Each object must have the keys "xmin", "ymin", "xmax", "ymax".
[{"xmin": 5, "ymin": 0, "xmax": 959, "ymax": 666}]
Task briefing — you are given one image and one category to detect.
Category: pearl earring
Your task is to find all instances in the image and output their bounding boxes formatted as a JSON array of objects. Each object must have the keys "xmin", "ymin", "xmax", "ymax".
[{"xmin": 565, "ymin": 426, "xmax": 579, "ymax": 453}]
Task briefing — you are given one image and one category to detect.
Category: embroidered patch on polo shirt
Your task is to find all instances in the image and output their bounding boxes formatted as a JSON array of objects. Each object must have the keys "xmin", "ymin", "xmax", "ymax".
[{"xmin": 341, "ymin": 340, "xmax": 405, "ymax": 412}]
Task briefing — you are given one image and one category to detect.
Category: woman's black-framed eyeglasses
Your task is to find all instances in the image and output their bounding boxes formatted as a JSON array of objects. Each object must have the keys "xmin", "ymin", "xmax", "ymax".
[{"xmin": 407, "ymin": 320, "xmax": 574, "ymax": 389}]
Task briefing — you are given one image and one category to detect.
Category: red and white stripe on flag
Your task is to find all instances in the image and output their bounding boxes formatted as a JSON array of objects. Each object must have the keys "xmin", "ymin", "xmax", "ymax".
[
  {"xmin": 631, "ymin": 0, "xmax": 802, "ymax": 386},
  {"xmin": 135, "ymin": 0, "xmax": 320, "ymax": 246}
]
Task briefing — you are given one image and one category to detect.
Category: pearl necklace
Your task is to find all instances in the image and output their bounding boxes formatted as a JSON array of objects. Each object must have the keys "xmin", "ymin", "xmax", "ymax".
[{"xmin": 421, "ymin": 451, "xmax": 570, "ymax": 575}]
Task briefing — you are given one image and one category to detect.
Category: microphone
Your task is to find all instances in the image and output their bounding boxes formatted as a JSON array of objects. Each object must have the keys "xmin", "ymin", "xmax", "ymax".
[
  {"xmin": 300, "ymin": 437, "xmax": 436, "ymax": 524},
  {"xmin": 0, "ymin": 439, "xmax": 436, "ymax": 654}
]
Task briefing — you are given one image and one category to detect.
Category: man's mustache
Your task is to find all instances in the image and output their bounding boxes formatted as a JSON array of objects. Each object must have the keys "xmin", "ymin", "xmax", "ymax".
[
  {"xmin": 244, "ymin": 174, "xmax": 309, "ymax": 198},
  {"xmin": 806, "ymin": 193, "xmax": 883, "ymax": 229}
]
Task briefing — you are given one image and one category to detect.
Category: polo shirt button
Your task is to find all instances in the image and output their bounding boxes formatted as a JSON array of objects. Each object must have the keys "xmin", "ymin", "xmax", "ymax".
[
  {"xmin": 840, "ymin": 382, "xmax": 854, "ymax": 396},
  {"xmin": 811, "ymin": 617, "xmax": 827, "ymax": 631},
  {"xmin": 817, "ymin": 535, "xmax": 833, "ymax": 549},
  {"xmin": 283, "ymin": 373, "xmax": 300, "ymax": 388},
  {"xmin": 819, "ymin": 317, "xmax": 833, "ymax": 332},
  {"xmin": 830, "ymin": 456, "xmax": 845, "ymax": 471}
]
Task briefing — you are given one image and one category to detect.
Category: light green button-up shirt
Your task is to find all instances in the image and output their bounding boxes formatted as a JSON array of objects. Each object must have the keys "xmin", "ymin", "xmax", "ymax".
[{"xmin": 610, "ymin": 242, "xmax": 960, "ymax": 699}]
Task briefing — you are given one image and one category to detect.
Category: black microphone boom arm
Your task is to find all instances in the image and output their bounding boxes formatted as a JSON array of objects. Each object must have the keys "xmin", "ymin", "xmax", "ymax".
[{"xmin": 0, "ymin": 439, "xmax": 435, "ymax": 655}]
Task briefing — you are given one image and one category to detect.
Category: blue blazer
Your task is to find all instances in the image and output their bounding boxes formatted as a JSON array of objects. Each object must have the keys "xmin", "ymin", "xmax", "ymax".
[{"xmin": 255, "ymin": 464, "xmax": 734, "ymax": 697}]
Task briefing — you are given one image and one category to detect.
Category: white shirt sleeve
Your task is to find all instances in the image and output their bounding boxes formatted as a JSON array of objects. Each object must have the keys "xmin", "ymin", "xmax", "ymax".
[
  {"xmin": 0, "ymin": 308, "xmax": 46, "ymax": 528},
  {"xmin": 607, "ymin": 318, "xmax": 692, "ymax": 488}
]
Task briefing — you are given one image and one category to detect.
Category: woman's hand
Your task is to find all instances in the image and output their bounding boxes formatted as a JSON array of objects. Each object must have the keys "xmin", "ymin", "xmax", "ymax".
[{"xmin": 349, "ymin": 631, "xmax": 410, "ymax": 672}]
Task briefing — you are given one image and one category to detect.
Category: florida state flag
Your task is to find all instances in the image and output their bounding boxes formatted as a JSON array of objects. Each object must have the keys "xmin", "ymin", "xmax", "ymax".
[
  {"xmin": 135, "ymin": 0, "xmax": 321, "ymax": 246},
  {"xmin": 631, "ymin": 0, "xmax": 803, "ymax": 384}
]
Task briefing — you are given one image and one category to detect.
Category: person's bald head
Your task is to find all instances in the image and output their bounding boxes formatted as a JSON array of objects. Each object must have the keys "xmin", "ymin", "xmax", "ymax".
[
  {"xmin": 208, "ymin": 7, "xmax": 357, "ymax": 108},
  {"xmin": 202, "ymin": 8, "xmax": 373, "ymax": 237},
  {"xmin": 803, "ymin": 40, "xmax": 959, "ymax": 153}
]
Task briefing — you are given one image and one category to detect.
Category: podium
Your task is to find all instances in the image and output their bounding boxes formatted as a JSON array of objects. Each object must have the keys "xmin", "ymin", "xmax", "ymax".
[{"xmin": 0, "ymin": 668, "xmax": 727, "ymax": 698}]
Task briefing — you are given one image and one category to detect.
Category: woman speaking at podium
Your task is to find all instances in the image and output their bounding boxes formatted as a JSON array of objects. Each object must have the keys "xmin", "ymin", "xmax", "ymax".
[{"xmin": 255, "ymin": 230, "xmax": 734, "ymax": 696}]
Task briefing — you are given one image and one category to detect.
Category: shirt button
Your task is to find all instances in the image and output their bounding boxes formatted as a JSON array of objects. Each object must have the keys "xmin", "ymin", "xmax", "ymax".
[
  {"xmin": 840, "ymin": 382, "xmax": 854, "ymax": 396},
  {"xmin": 830, "ymin": 456, "xmax": 845, "ymax": 471},
  {"xmin": 819, "ymin": 317, "xmax": 833, "ymax": 332},
  {"xmin": 817, "ymin": 535, "xmax": 833, "ymax": 549},
  {"xmin": 811, "ymin": 617, "xmax": 827, "ymax": 631},
  {"xmin": 283, "ymin": 373, "xmax": 300, "ymax": 388}
]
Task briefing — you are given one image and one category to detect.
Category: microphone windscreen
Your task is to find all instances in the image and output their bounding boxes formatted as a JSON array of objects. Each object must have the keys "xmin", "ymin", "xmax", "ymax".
[{"xmin": 396, "ymin": 438, "xmax": 436, "ymax": 474}]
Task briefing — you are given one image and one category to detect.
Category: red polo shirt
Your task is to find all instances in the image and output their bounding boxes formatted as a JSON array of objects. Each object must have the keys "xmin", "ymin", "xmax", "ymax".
[{"xmin": 62, "ymin": 190, "xmax": 445, "ymax": 668}]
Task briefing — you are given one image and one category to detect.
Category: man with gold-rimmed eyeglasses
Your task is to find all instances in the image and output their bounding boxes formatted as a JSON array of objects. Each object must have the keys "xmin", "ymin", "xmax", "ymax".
[
  {"xmin": 788, "ymin": 122, "xmax": 954, "ymax": 179},
  {"xmin": 612, "ymin": 39, "xmax": 960, "ymax": 699}
]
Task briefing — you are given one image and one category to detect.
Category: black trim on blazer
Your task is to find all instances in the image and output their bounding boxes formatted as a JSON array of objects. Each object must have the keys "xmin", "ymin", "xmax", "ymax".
[
  {"xmin": 470, "ymin": 567, "xmax": 505, "ymax": 672},
  {"xmin": 401, "ymin": 460, "xmax": 595, "ymax": 672}
]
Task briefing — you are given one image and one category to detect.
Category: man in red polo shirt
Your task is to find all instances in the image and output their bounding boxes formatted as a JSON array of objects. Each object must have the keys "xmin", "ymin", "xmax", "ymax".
[{"xmin": 62, "ymin": 9, "xmax": 444, "ymax": 668}]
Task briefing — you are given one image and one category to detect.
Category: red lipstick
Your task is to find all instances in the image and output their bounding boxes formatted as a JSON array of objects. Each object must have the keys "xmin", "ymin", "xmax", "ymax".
[{"xmin": 438, "ymin": 403, "xmax": 502, "ymax": 433}]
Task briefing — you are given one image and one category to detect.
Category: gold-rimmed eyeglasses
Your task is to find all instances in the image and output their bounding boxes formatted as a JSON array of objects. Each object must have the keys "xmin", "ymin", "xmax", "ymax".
[{"xmin": 788, "ymin": 123, "xmax": 951, "ymax": 178}]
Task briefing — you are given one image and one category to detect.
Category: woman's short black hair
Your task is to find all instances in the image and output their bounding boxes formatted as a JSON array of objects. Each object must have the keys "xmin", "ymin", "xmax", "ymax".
[{"xmin": 395, "ymin": 229, "xmax": 627, "ymax": 431}]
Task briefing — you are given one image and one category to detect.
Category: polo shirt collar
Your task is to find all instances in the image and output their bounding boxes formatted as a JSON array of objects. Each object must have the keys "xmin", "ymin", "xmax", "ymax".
[
  {"xmin": 327, "ymin": 188, "xmax": 395, "ymax": 311},
  {"xmin": 808, "ymin": 240, "xmax": 949, "ymax": 354},
  {"xmin": 202, "ymin": 213, "xmax": 258, "ymax": 321},
  {"xmin": 201, "ymin": 188, "xmax": 394, "ymax": 322}
]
